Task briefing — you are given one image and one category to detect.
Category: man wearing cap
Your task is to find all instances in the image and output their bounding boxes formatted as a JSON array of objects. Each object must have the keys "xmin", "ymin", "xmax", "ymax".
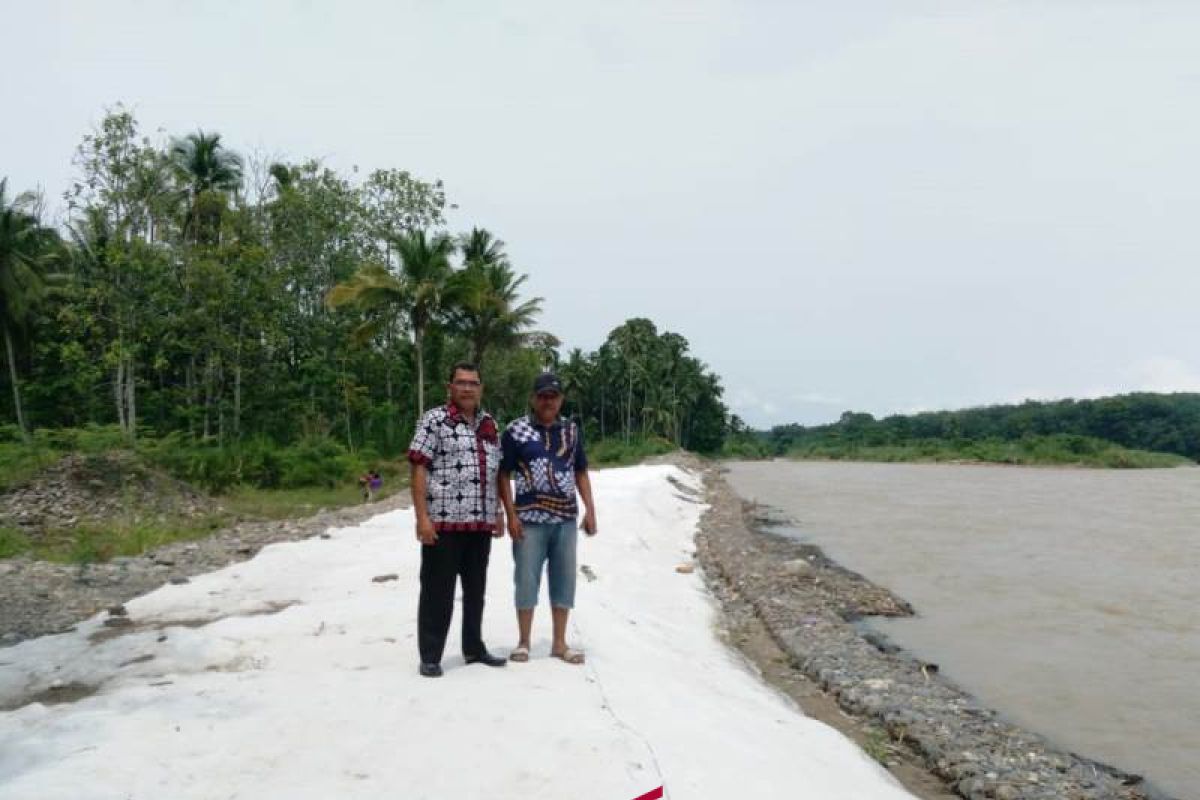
[
  {"xmin": 408, "ymin": 361, "xmax": 507, "ymax": 678},
  {"xmin": 498, "ymin": 372, "xmax": 598, "ymax": 665}
]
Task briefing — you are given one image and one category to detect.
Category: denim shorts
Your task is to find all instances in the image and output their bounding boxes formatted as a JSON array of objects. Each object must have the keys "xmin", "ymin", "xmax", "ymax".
[{"xmin": 512, "ymin": 520, "xmax": 578, "ymax": 609}]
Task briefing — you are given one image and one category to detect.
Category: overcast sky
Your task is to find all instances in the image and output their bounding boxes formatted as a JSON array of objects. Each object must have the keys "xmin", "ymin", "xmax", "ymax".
[{"xmin": 5, "ymin": 1, "xmax": 1200, "ymax": 427}]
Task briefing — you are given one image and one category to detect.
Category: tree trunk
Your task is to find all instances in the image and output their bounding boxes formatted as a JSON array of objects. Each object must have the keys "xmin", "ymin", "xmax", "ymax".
[
  {"xmin": 385, "ymin": 359, "xmax": 394, "ymax": 451},
  {"xmin": 186, "ymin": 355, "xmax": 196, "ymax": 440},
  {"xmin": 202, "ymin": 354, "xmax": 212, "ymax": 440},
  {"xmin": 414, "ymin": 327, "xmax": 425, "ymax": 419},
  {"xmin": 671, "ymin": 383, "xmax": 679, "ymax": 445},
  {"xmin": 626, "ymin": 372, "xmax": 633, "ymax": 443},
  {"xmin": 216, "ymin": 356, "xmax": 224, "ymax": 447},
  {"xmin": 114, "ymin": 358, "xmax": 127, "ymax": 435},
  {"xmin": 234, "ymin": 362, "xmax": 242, "ymax": 440},
  {"xmin": 3, "ymin": 324, "xmax": 30, "ymax": 443},
  {"xmin": 126, "ymin": 355, "xmax": 137, "ymax": 442},
  {"xmin": 342, "ymin": 362, "xmax": 353, "ymax": 451},
  {"xmin": 233, "ymin": 324, "xmax": 243, "ymax": 439}
]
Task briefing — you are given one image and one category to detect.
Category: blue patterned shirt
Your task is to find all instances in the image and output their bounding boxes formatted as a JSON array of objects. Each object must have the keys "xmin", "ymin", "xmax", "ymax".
[{"xmin": 500, "ymin": 415, "xmax": 589, "ymax": 524}]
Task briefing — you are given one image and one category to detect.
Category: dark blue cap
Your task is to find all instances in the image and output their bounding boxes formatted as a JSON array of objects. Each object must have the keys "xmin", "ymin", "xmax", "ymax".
[{"xmin": 534, "ymin": 372, "xmax": 562, "ymax": 395}]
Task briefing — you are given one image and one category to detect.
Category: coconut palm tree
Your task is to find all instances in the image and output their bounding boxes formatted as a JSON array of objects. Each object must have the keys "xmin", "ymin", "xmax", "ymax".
[
  {"xmin": 607, "ymin": 318, "xmax": 659, "ymax": 440},
  {"xmin": 459, "ymin": 227, "xmax": 506, "ymax": 269},
  {"xmin": 0, "ymin": 179, "xmax": 59, "ymax": 441},
  {"xmin": 557, "ymin": 346, "xmax": 592, "ymax": 424},
  {"xmin": 329, "ymin": 230, "xmax": 456, "ymax": 416},
  {"xmin": 169, "ymin": 130, "xmax": 244, "ymax": 244},
  {"xmin": 449, "ymin": 228, "xmax": 543, "ymax": 368}
]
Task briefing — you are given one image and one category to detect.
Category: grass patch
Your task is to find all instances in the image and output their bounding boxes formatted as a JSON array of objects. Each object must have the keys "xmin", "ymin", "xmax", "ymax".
[
  {"xmin": 0, "ymin": 424, "xmax": 141, "ymax": 492},
  {"xmin": 861, "ymin": 727, "xmax": 892, "ymax": 765},
  {"xmin": 28, "ymin": 470, "xmax": 411, "ymax": 564},
  {"xmin": 0, "ymin": 526, "xmax": 31, "ymax": 558},
  {"xmin": 0, "ymin": 441, "xmax": 63, "ymax": 492},
  {"xmin": 0, "ymin": 430, "xmax": 412, "ymax": 563},
  {"xmin": 28, "ymin": 515, "xmax": 228, "ymax": 564},
  {"xmin": 720, "ymin": 435, "xmax": 772, "ymax": 459},
  {"xmin": 221, "ymin": 471, "xmax": 408, "ymax": 521},
  {"xmin": 587, "ymin": 436, "xmax": 679, "ymax": 467}
]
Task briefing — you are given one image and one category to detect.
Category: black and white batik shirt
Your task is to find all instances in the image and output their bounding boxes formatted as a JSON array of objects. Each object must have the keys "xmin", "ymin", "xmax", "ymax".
[{"xmin": 407, "ymin": 403, "xmax": 501, "ymax": 532}]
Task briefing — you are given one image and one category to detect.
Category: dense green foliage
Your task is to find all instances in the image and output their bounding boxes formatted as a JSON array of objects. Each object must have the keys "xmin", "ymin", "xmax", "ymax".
[
  {"xmin": 557, "ymin": 318, "xmax": 729, "ymax": 453},
  {"xmin": 585, "ymin": 436, "xmax": 679, "ymax": 467},
  {"xmin": 764, "ymin": 393, "xmax": 1200, "ymax": 467},
  {"xmin": 0, "ymin": 105, "xmax": 732, "ymax": 490}
]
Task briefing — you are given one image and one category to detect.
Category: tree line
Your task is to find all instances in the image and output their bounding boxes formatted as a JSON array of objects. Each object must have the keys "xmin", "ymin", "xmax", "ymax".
[
  {"xmin": 557, "ymin": 318, "xmax": 729, "ymax": 453},
  {"xmin": 766, "ymin": 393, "xmax": 1200, "ymax": 463},
  {"xmin": 0, "ymin": 105, "xmax": 731, "ymax": 487}
]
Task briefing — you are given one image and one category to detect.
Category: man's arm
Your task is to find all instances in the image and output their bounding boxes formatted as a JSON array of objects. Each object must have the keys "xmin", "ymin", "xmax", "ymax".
[
  {"xmin": 410, "ymin": 462, "xmax": 437, "ymax": 545},
  {"xmin": 498, "ymin": 430, "xmax": 524, "ymax": 541},
  {"xmin": 572, "ymin": 422, "xmax": 596, "ymax": 536},
  {"xmin": 576, "ymin": 469, "xmax": 597, "ymax": 536},
  {"xmin": 498, "ymin": 469, "xmax": 523, "ymax": 541},
  {"xmin": 407, "ymin": 410, "xmax": 440, "ymax": 545}
]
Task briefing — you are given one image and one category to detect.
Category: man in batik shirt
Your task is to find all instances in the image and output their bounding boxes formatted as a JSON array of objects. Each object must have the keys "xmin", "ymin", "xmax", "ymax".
[
  {"xmin": 498, "ymin": 372, "xmax": 598, "ymax": 665},
  {"xmin": 408, "ymin": 362, "xmax": 506, "ymax": 677}
]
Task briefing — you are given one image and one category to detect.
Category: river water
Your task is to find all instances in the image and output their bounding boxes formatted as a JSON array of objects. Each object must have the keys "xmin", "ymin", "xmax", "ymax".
[{"xmin": 725, "ymin": 460, "xmax": 1200, "ymax": 799}]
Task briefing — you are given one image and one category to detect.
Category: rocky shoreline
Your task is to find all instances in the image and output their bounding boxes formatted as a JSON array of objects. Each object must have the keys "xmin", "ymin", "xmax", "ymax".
[
  {"xmin": 693, "ymin": 461, "xmax": 1177, "ymax": 800},
  {"xmin": 0, "ymin": 493, "xmax": 410, "ymax": 647}
]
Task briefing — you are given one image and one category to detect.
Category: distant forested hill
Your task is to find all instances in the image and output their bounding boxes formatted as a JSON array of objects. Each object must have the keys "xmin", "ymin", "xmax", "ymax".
[{"xmin": 766, "ymin": 393, "xmax": 1200, "ymax": 465}]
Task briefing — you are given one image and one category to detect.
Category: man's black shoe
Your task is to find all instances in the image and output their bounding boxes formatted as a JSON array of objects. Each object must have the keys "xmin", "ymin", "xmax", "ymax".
[
  {"xmin": 419, "ymin": 662, "xmax": 443, "ymax": 678},
  {"xmin": 464, "ymin": 650, "xmax": 507, "ymax": 667}
]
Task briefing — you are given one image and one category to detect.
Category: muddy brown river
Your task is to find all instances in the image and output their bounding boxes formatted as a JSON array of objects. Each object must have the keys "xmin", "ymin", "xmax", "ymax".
[{"xmin": 726, "ymin": 460, "xmax": 1200, "ymax": 799}]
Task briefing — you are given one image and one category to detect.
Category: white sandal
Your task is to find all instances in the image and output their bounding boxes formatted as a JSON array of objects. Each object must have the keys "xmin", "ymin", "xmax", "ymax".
[
  {"xmin": 551, "ymin": 647, "xmax": 585, "ymax": 665},
  {"xmin": 510, "ymin": 645, "xmax": 530, "ymax": 662}
]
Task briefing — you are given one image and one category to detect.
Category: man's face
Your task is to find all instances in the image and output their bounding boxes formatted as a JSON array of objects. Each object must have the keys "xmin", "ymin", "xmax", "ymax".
[
  {"xmin": 532, "ymin": 390, "xmax": 564, "ymax": 422},
  {"xmin": 448, "ymin": 369, "xmax": 483, "ymax": 412}
]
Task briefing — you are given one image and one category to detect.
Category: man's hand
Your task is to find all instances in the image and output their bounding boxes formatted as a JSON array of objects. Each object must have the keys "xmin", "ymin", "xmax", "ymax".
[
  {"xmin": 507, "ymin": 515, "xmax": 525, "ymax": 542},
  {"xmin": 493, "ymin": 512, "xmax": 505, "ymax": 538},
  {"xmin": 416, "ymin": 515, "xmax": 438, "ymax": 545},
  {"xmin": 582, "ymin": 509, "xmax": 598, "ymax": 536}
]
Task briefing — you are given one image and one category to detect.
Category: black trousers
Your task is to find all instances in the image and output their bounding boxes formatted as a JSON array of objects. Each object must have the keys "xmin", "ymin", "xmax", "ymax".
[{"xmin": 418, "ymin": 531, "xmax": 492, "ymax": 664}]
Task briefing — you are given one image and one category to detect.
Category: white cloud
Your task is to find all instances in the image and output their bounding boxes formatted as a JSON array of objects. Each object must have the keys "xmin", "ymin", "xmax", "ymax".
[
  {"xmin": 1128, "ymin": 355, "xmax": 1200, "ymax": 393},
  {"xmin": 791, "ymin": 391, "xmax": 845, "ymax": 406},
  {"xmin": 729, "ymin": 387, "xmax": 779, "ymax": 420},
  {"xmin": 1003, "ymin": 357, "xmax": 1200, "ymax": 407}
]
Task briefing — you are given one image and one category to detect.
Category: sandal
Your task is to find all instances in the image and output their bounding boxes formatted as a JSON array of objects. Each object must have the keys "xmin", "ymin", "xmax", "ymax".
[
  {"xmin": 509, "ymin": 645, "xmax": 530, "ymax": 662},
  {"xmin": 551, "ymin": 647, "xmax": 585, "ymax": 665}
]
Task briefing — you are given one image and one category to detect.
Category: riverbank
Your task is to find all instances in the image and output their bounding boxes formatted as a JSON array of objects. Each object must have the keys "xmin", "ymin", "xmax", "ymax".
[
  {"xmin": 777, "ymin": 437, "xmax": 1192, "ymax": 468},
  {"xmin": 1, "ymin": 458, "xmax": 1179, "ymax": 799},
  {"xmin": 698, "ymin": 462, "xmax": 1177, "ymax": 800},
  {"xmin": 1, "ymin": 464, "xmax": 916, "ymax": 799}
]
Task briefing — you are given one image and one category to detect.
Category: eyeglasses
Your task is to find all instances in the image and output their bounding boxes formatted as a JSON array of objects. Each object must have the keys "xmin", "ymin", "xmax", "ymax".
[{"xmin": 451, "ymin": 380, "xmax": 482, "ymax": 388}]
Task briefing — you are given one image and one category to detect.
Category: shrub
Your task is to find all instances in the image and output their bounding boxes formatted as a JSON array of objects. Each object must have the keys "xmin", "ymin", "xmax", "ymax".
[
  {"xmin": 276, "ymin": 437, "xmax": 364, "ymax": 488},
  {"xmin": 140, "ymin": 433, "xmax": 367, "ymax": 491}
]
